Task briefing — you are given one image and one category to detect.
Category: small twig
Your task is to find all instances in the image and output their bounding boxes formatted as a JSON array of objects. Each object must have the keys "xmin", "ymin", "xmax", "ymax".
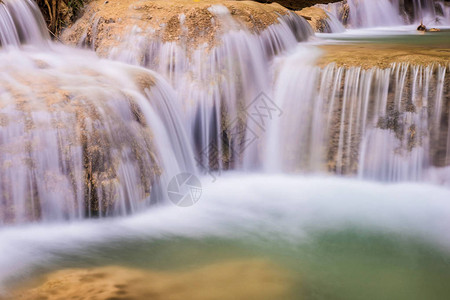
[{"xmin": 47, "ymin": 28, "xmax": 62, "ymax": 43}]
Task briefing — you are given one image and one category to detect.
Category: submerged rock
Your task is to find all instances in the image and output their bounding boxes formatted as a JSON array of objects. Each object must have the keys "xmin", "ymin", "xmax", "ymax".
[{"xmin": 10, "ymin": 259, "xmax": 293, "ymax": 300}]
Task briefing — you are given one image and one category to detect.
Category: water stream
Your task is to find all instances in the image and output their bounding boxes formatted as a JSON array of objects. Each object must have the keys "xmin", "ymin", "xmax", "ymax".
[{"xmin": 319, "ymin": 0, "xmax": 450, "ymax": 28}]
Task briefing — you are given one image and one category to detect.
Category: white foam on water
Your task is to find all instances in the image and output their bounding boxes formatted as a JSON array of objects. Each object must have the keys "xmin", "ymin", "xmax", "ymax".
[{"xmin": 1, "ymin": 174, "xmax": 450, "ymax": 288}]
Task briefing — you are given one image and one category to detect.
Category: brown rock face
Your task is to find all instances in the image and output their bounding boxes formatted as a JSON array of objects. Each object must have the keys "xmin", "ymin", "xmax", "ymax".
[
  {"xmin": 10, "ymin": 259, "xmax": 294, "ymax": 300},
  {"xmin": 296, "ymin": 6, "xmax": 330, "ymax": 32},
  {"xmin": 61, "ymin": 0, "xmax": 293, "ymax": 54}
]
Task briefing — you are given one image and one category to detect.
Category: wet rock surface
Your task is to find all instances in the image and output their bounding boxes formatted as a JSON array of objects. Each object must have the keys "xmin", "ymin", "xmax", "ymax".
[
  {"xmin": 296, "ymin": 6, "xmax": 330, "ymax": 32},
  {"xmin": 61, "ymin": 0, "xmax": 294, "ymax": 54}
]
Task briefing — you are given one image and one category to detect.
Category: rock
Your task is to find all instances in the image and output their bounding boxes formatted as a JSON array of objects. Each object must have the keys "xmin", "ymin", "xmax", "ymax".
[
  {"xmin": 61, "ymin": 0, "xmax": 293, "ymax": 55},
  {"xmin": 337, "ymin": 0, "xmax": 349, "ymax": 25},
  {"xmin": 317, "ymin": 43, "xmax": 450, "ymax": 69},
  {"xmin": 316, "ymin": 0, "xmax": 349, "ymax": 26},
  {"xmin": 296, "ymin": 7, "xmax": 330, "ymax": 32},
  {"xmin": 417, "ymin": 22, "xmax": 426, "ymax": 31},
  {"xmin": 10, "ymin": 259, "xmax": 293, "ymax": 300}
]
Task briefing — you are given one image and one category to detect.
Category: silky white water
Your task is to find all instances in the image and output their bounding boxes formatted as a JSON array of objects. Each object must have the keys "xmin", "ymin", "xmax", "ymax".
[
  {"xmin": 0, "ymin": 46, "xmax": 199, "ymax": 222},
  {"xmin": 0, "ymin": 0, "xmax": 200, "ymax": 223},
  {"xmin": 265, "ymin": 50, "xmax": 449, "ymax": 182},
  {"xmin": 2, "ymin": 174, "xmax": 450, "ymax": 286},
  {"xmin": 80, "ymin": 2, "xmax": 449, "ymax": 181},
  {"xmin": 0, "ymin": 0, "xmax": 48, "ymax": 47},
  {"xmin": 319, "ymin": 0, "xmax": 450, "ymax": 29}
]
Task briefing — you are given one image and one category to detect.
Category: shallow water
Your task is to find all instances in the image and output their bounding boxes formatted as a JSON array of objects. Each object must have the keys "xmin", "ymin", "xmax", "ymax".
[{"xmin": 316, "ymin": 25, "xmax": 450, "ymax": 45}]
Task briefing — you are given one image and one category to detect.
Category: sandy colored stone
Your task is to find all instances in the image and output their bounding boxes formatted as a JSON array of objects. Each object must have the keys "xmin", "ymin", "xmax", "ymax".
[
  {"xmin": 61, "ymin": 0, "xmax": 292, "ymax": 55},
  {"xmin": 317, "ymin": 43, "xmax": 450, "ymax": 69},
  {"xmin": 296, "ymin": 6, "xmax": 329, "ymax": 32},
  {"xmin": 10, "ymin": 259, "xmax": 294, "ymax": 300}
]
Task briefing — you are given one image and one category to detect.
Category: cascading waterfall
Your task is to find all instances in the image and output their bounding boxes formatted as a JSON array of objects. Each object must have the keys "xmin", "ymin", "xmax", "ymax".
[
  {"xmin": 0, "ymin": 0, "xmax": 195, "ymax": 224},
  {"xmin": 0, "ymin": 0, "xmax": 48, "ymax": 46},
  {"xmin": 265, "ymin": 48, "xmax": 449, "ymax": 183},
  {"xmin": 346, "ymin": 0, "xmax": 403, "ymax": 27},
  {"xmin": 406, "ymin": 0, "xmax": 450, "ymax": 24},
  {"xmin": 322, "ymin": 10, "xmax": 346, "ymax": 32},
  {"xmin": 319, "ymin": 0, "xmax": 450, "ymax": 28},
  {"xmin": 104, "ymin": 7, "xmax": 313, "ymax": 172},
  {"xmin": 64, "ymin": 2, "xmax": 449, "ymax": 183}
]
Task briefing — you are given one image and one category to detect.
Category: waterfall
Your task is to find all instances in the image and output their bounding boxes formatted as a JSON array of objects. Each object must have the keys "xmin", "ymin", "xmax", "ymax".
[
  {"xmin": 265, "ymin": 50, "xmax": 449, "ymax": 183},
  {"xmin": 324, "ymin": 11, "xmax": 347, "ymax": 32},
  {"xmin": 319, "ymin": 0, "xmax": 450, "ymax": 29},
  {"xmin": 406, "ymin": 0, "xmax": 450, "ymax": 25},
  {"xmin": 0, "ymin": 47, "xmax": 199, "ymax": 224},
  {"xmin": 0, "ymin": 0, "xmax": 195, "ymax": 224},
  {"xmin": 0, "ymin": 0, "xmax": 49, "ymax": 47},
  {"xmin": 96, "ymin": 3, "xmax": 448, "ymax": 183},
  {"xmin": 103, "ymin": 8, "xmax": 313, "ymax": 172},
  {"xmin": 346, "ymin": 0, "xmax": 404, "ymax": 27},
  {"xmin": 64, "ymin": 2, "xmax": 449, "ymax": 183}
]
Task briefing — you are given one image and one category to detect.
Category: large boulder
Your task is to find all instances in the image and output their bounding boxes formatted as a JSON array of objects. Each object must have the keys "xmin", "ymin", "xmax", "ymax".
[
  {"xmin": 296, "ymin": 6, "xmax": 330, "ymax": 32},
  {"xmin": 61, "ymin": 0, "xmax": 294, "ymax": 55}
]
